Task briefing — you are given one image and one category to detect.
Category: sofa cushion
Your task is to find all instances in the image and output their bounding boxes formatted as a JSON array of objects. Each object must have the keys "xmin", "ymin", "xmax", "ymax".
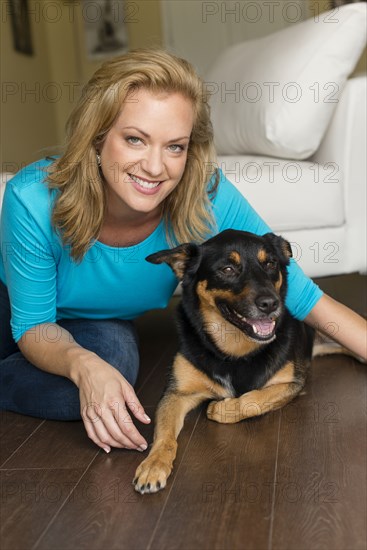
[
  {"xmin": 217, "ymin": 155, "xmax": 345, "ymax": 232},
  {"xmin": 207, "ymin": 2, "xmax": 367, "ymax": 160}
]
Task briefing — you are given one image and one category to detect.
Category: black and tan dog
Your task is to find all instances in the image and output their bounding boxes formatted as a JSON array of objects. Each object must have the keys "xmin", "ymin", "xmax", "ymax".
[{"xmin": 133, "ymin": 229, "xmax": 314, "ymax": 494}]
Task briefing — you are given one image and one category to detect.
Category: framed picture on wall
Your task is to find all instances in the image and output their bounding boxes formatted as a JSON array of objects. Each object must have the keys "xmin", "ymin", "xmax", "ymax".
[
  {"xmin": 9, "ymin": 0, "xmax": 33, "ymax": 55},
  {"xmin": 83, "ymin": 0, "xmax": 129, "ymax": 60}
]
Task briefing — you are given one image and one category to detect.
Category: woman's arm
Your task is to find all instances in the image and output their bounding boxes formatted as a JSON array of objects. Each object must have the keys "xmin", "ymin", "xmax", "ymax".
[
  {"xmin": 304, "ymin": 294, "xmax": 367, "ymax": 362},
  {"xmin": 2, "ymin": 166, "xmax": 151, "ymax": 452},
  {"xmin": 18, "ymin": 323, "xmax": 151, "ymax": 452}
]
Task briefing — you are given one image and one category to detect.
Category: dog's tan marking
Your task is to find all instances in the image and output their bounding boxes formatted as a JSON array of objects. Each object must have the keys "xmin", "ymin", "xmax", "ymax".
[
  {"xmin": 134, "ymin": 390, "xmax": 199, "ymax": 493},
  {"xmin": 264, "ymin": 361, "xmax": 294, "ymax": 387},
  {"xmin": 196, "ymin": 280, "xmax": 216, "ymax": 307},
  {"xmin": 274, "ymin": 272, "xmax": 283, "ymax": 292},
  {"xmin": 173, "ymin": 353, "xmax": 233, "ymax": 399},
  {"xmin": 134, "ymin": 353, "xmax": 228, "ymax": 494},
  {"xmin": 236, "ymin": 285, "xmax": 251, "ymax": 299},
  {"xmin": 196, "ymin": 281, "xmax": 260, "ymax": 357},
  {"xmin": 229, "ymin": 251, "xmax": 241, "ymax": 264},
  {"xmin": 197, "ymin": 279, "xmax": 251, "ymax": 303},
  {"xmin": 207, "ymin": 361, "xmax": 303, "ymax": 424},
  {"xmin": 257, "ymin": 248, "xmax": 267, "ymax": 262},
  {"xmin": 200, "ymin": 307, "xmax": 260, "ymax": 357},
  {"xmin": 196, "ymin": 280, "xmax": 233, "ymax": 307}
]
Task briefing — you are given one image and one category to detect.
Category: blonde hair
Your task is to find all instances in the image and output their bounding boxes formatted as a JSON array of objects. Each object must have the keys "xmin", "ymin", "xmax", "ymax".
[{"xmin": 46, "ymin": 48, "xmax": 219, "ymax": 262}]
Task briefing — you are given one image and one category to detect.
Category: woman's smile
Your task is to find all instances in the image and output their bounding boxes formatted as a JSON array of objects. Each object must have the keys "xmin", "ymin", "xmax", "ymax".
[
  {"xmin": 99, "ymin": 88, "xmax": 194, "ymax": 220},
  {"xmin": 128, "ymin": 172, "xmax": 164, "ymax": 194}
]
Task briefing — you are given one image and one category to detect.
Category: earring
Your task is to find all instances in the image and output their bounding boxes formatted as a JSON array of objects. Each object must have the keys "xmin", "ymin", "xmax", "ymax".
[{"xmin": 96, "ymin": 153, "xmax": 101, "ymax": 166}]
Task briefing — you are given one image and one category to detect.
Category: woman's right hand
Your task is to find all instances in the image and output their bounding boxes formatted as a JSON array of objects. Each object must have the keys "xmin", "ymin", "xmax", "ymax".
[{"xmin": 75, "ymin": 353, "xmax": 151, "ymax": 453}]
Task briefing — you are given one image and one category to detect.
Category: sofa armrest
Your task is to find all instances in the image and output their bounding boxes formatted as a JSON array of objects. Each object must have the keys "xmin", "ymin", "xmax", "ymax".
[
  {"xmin": 310, "ymin": 76, "xmax": 367, "ymax": 273},
  {"xmin": 0, "ymin": 173, "xmax": 13, "ymax": 213}
]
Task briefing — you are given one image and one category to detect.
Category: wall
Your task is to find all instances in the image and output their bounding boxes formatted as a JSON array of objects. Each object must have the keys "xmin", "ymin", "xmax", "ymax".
[
  {"xmin": 1, "ymin": 0, "xmax": 365, "ymax": 169},
  {"xmin": 0, "ymin": 0, "xmax": 162, "ymax": 169},
  {"xmin": 161, "ymin": 0, "xmax": 310, "ymax": 76},
  {"xmin": 1, "ymin": 0, "xmax": 59, "ymax": 171}
]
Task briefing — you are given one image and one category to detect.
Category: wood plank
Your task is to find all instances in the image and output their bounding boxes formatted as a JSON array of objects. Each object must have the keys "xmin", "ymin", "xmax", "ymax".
[
  {"xmin": 33, "ymin": 426, "xmax": 196, "ymax": 550},
  {"xmin": 2, "ymin": 420, "xmax": 98, "ymax": 470},
  {"xmin": 271, "ymin": 356, "xmax": 367, "ymax": 550},
  {"xmin": 149, "ymin": 405, "xmax": 281, "ymax": 550},
  {"xmin": 0, "ymin": 411, "xmax": 43, "ymax": 467},
  {"xmin": 0, "ymin": 468, "xmax": 86, "ymax": 550}
]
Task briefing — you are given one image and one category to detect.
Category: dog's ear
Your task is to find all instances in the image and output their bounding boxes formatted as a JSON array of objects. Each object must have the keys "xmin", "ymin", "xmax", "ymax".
[
  {"xmin": 146, "ymin": 243, "xmax": 201, "ymax": 280},
  {"xmin": 263, "ymin": 233, "xmax": 293, "ymax": 263}
]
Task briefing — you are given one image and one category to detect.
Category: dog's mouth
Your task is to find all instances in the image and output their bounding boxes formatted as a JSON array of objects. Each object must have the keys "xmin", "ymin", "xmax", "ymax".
[{"xmin": 218, "ymin": 303, "xmax": 277, "ymax": 342}]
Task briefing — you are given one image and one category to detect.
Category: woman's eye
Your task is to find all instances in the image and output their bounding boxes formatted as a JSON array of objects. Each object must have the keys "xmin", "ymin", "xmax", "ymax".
[
  {"xmin": 126, "ymin": 136, "xmax": 142, "ymax": 145},
  {"xmin": 168, "ymin": 144, "xmax": 185, "ymax": 153}
]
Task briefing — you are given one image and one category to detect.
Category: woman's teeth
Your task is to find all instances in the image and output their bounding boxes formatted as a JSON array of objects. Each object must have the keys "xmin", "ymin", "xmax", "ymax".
[{"xmin": 130, "ymin": 174, "xmax": 161, "ymax": 189}]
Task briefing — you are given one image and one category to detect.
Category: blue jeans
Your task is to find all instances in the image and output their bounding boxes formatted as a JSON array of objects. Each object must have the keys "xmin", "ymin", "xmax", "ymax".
[{"xmin": 0, "ymin": 281, "xmax": 140, "ymax": 421}]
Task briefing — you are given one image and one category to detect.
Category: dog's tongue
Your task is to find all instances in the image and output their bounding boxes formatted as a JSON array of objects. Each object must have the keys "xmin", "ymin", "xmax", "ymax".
[{"xmin": 248, "ymin": 318, "xmax": 275, "ymax": 337}]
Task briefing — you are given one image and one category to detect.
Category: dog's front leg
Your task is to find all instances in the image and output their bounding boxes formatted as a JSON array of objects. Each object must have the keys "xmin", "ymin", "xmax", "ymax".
[
  {"xmin": 207, "ymin": 381, "xmax": 303, "ymax": 423},
  {"xmin": 133, "ymin": 391, "xmax": 204, "ymax": 494}
]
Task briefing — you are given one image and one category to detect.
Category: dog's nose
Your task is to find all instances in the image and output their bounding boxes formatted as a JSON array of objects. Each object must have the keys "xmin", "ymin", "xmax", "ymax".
[{"xmin": 255, "ymin": 295, "xmax": 279, "ymax": 314}]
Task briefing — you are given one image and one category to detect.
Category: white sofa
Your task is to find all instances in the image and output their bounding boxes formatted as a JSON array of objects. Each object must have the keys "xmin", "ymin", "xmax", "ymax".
[
  {"xmin": 206, "ymin": 2, "xmax": 367, "ymax": 278},
  {"xmin": 215, "ymin": 75, "xmax": 366, "ymax": 278}
]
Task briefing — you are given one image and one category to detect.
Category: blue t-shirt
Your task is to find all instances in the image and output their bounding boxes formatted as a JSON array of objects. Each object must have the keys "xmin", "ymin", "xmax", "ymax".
[{"xmin": 0, "ymin": 158, "xmax": 323, "ymax": 342}]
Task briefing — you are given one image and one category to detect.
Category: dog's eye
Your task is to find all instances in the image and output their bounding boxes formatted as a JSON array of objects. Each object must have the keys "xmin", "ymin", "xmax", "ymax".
[
  {"xmin": 221, "ymin": 266, "xmax": 235, "ymax": 275},
  {"xmin": 265, "ymin": 260, "xmax": 277, "ymax": 270}
]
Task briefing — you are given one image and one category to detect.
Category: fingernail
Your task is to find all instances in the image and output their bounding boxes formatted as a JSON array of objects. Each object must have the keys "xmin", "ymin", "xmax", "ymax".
[
  {"xmin": 139, "ymin": 444, "xmax": 148, "ymax": 451},
  {"xmin": 144, "ymin": 414, "xmax": 151, "ymax": 422},
  {"xmin": 103, "ymin": 446, "xmax": 111, "ymax": 454}
]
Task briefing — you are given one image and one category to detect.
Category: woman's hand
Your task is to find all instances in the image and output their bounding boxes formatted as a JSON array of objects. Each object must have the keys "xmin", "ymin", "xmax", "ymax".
[{"xmin": 76, "ymin": 353, "xmax": 151, "ymax": 453}]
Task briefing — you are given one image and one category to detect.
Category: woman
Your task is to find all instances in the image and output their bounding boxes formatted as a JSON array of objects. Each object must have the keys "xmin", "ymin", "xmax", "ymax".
[{"xmin": 0, "ymin": 49, "xmax": 365, "ymax": 454}]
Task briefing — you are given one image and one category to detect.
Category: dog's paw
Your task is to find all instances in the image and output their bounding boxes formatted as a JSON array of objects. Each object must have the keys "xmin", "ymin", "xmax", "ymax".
[
  {"xmin": 133, "ymin": 454, "xmax": 172, "ymax": 494},
  {"xmin": 207, "ymin": 398, "xmax": 241, "ymax": 423}
]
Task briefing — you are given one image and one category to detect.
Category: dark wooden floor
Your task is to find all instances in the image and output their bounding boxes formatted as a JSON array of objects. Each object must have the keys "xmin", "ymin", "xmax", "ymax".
[{"xmin": 1, "ymin": 274, "xmax": 366, "ymax": 550}]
